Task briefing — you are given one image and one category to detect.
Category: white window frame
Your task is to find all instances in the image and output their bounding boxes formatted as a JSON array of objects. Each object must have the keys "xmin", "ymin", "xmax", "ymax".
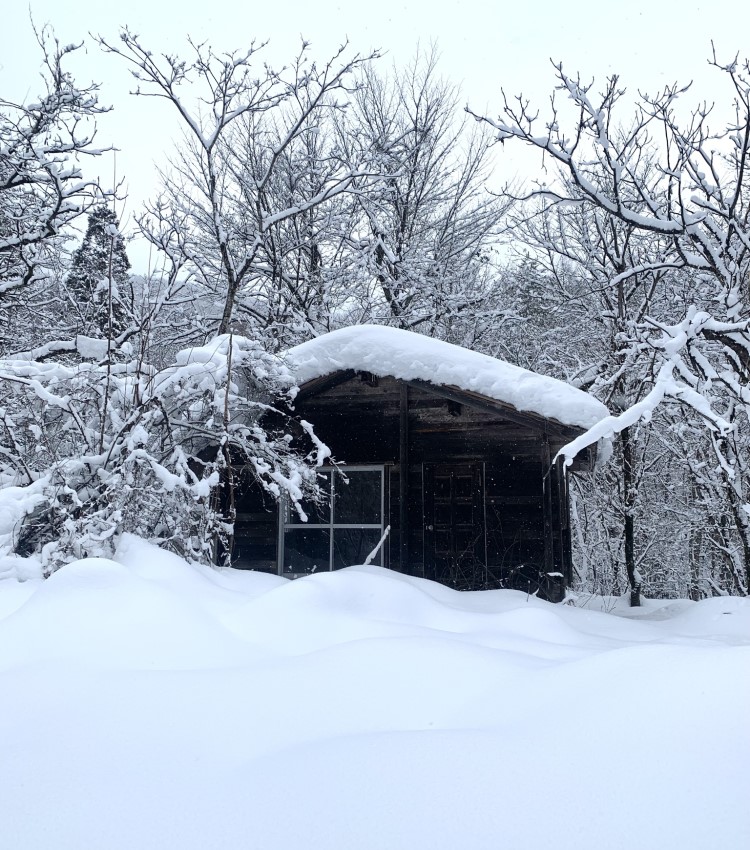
[{"xmin": 278, "ymin": 465, "xmax": 385, "ymax": 577}]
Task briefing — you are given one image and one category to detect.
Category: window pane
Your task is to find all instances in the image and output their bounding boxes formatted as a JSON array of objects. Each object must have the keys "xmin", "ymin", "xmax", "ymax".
[
  {"xmin": 333, "ymin": 528, "xmax": 384, "ymax": 569},
  {"xmin": 287, "ymin": 470, "xmax": 331, "ymax": 525},
  {"xmin": 282, "ymin": 529, "xmax": 330, "ymax": 574},
  {"xmin": 334, "ymin": 470, "xmax": 382, "ymax": 524}
]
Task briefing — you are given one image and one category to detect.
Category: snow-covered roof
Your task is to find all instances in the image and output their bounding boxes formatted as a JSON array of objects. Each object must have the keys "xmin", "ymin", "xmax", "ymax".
[{"xmin": 286, "ymin": 325, "xmax": 608, "ymax": 431}]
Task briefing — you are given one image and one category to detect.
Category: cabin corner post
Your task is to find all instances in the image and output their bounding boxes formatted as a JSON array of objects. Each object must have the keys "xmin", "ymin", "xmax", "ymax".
[
  {"xmin": 399, "ymin": 383, "xmax": 409, "ymax": 570},
  {"xmin": 542, "ymin": 433, "xmax": 568, "ymax": 602},
  {"xmin": 541, "ymin": 433, "xmax": 555, "ymax": 582},
  {"xmin": 557, "ymin": 456, "xmax": 573, "ymax": 586}
]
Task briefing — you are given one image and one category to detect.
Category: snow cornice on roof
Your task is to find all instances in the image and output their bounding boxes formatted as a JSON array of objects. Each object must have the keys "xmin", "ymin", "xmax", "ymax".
[{"xmin": 285, "ymin": 325, "xmax": 609, "ymax": 433}]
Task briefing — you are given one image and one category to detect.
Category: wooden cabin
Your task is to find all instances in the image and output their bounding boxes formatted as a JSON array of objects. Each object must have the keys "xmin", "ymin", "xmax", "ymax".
[{"xmin": 231, "ymin": 326, "xmax": 608, "ymax": 601}]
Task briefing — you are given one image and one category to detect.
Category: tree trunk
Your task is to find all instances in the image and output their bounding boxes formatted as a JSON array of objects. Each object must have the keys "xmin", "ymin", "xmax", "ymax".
[{"xmin": 621, "ymin": 427, "xmax": 641, "ymax": 606}]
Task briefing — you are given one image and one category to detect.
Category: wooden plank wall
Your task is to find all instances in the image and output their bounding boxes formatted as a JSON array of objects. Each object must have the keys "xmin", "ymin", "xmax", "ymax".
[
  {"xmin": 229, "ymin": 373, "xmax": 577, "ymax": 598},
  {"xmin": 387, "ymin": 464, "xmax": 424, "ymax": 575},
  {"xmin": 484, "ymin": 452, "xmax": 546, "ymax": 588},
  {"xmin": 232, "ymin": 478, "xmax": 278, "ymax": 573}
]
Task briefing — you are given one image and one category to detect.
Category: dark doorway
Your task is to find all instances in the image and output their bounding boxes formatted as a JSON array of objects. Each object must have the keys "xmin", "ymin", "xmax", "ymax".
[{"xmin": 423, "ymin": 463, "xmax": 486, "ymax": 589}]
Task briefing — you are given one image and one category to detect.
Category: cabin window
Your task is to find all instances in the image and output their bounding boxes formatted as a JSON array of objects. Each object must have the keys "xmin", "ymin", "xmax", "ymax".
[{"xmin": 279, "ymin": 466, "xmax": 385, "ymax": 576}]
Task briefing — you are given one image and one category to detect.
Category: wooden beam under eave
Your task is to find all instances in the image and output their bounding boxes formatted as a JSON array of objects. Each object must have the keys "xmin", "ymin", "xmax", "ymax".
[
  {"xmin": 404, "ymin": 379, "xmax": 579, "ymax": 440},
  {"xmin": 293, "ymin": 370, "xmax": 357, "ymax": 403}
]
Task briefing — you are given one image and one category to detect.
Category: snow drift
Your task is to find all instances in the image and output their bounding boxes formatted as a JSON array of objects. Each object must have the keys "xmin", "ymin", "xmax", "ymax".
[{"xmin": 1, "ymin": 535, "xmax": 747, "ymax": 850}]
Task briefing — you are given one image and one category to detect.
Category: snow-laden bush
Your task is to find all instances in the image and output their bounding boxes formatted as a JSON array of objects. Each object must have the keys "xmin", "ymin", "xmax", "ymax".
[{"xmin": 0, "ymin": 334, "xmax": 327, "ymax": 573}]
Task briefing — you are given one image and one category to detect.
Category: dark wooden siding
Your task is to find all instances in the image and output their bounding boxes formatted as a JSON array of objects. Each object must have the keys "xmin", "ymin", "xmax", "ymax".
[
  {"xmin": 230, "ymin": 371, "xmax": 581, "ymax": 599},
  {"xmin": 388, "ymin": 463, "xmax": 424, "ymax": 576},
  {"xmin": 485, "ymin": 452, "xmax": 545, "ymax": 587},
  {"xmin": 232, "ymin": 477, "xmax": 277, "ymax": 573}
]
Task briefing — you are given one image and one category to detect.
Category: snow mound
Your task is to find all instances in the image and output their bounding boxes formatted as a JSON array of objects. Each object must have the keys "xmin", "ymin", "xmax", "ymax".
[
  {"xmin": 286, "ymin": 324, "xmax": 609, "ymax": 430},
  {"xmin": 0, "ymin": 539, "xmax": 748, "ymax": 850},
  {"xmin": 653, "ymin": 595, "xmax": 750, "ymax": 640},
  {"xmin": 0, "ymin": 553, "xmax": 250, "ymax": 670},
  {"xmin": 224, "ymin": 566, "xmax": 601, "ymax": 660}
]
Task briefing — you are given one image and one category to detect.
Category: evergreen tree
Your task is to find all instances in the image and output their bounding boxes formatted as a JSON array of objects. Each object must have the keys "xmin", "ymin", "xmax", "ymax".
[{"xmin": 66, "ymin": 206, "xmax": 131, "ymax": 339}]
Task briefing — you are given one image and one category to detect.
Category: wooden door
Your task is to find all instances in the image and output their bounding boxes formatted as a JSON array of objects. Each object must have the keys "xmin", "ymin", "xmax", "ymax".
[{"xmin": 423, "ymin": 463, "xmax": 485, "ymax": 589}]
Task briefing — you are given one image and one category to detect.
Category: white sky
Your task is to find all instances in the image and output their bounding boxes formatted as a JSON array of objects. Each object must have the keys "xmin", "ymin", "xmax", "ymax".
[{"xmin": 3, "ymin": 0, "xmax": 749, "ymax": 270}]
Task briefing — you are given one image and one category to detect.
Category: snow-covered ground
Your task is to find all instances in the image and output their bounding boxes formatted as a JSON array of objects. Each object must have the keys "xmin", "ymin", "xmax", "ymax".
[{"xmin": 1, "ymin": 536, "xmax": 748, "ymax": 850}]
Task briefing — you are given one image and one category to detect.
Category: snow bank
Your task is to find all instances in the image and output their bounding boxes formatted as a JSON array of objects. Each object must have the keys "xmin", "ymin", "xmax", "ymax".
[
  {"xmin": 286, "ymin": 325, "xmax": 609, "ymax": 430},
  {"xmin": 0, "ymin": 538, "xmax": 747, "ymax": 850}
]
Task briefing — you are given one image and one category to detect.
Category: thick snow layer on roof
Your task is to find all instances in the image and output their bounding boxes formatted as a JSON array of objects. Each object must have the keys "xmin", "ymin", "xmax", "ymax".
[{"xmin": 286, "ymin": 325, "xmax": 608, "ymax": 431}]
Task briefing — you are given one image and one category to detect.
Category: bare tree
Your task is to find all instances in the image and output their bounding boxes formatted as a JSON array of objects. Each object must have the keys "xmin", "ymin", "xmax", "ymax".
[
  {"xmin": 471, "ymin": 52, "xmax": 750, "ymax": 592},
  {"xmin": 98, "ymin": 30, "xmax": 381, "ymax": 340},
  {"xmin": 338, "ymin": 50, "xmax": 510, "ymax": 340},
  {"xmin": 0, "ymin": 25, "xmax": 110, "ymax": 353}
]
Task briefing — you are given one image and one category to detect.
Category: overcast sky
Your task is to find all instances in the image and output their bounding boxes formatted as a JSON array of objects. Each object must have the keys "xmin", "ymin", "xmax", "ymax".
[{"xmin": 3, "ymin": 0, "xmax": 749, "ymax": 270}]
